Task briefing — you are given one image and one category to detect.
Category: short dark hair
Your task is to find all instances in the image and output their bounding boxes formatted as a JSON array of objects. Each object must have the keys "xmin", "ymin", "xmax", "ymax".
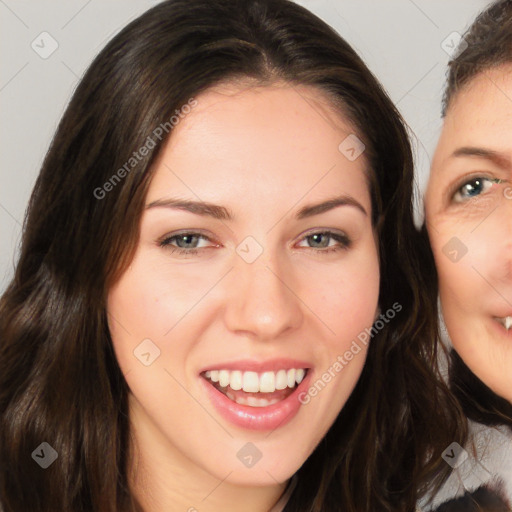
[
  {"xmin": 0, "ymin": 1, "xmax": 465, "ymax": 511},
  {"xmin": 443, "ymin": 0, "xmax": 512, "ymax": 115}
]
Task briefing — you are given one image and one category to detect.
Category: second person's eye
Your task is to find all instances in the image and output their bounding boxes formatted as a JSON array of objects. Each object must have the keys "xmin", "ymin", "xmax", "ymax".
[{"xmin": 452, "ymin": 177, "xmax": 501, "ymax": 203}]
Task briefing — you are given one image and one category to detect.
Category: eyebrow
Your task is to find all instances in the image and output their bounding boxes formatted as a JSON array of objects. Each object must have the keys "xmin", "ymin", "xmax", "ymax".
[
  {"xmin": 145, "ymin": 198, "xmax": 232, "ymax": 220},
  {"xmin": 450, "ymin": 146, "xmax": 511, "ymax": 169},
  {"xmin": 296, "ymin": 195, "xmax": 367, "ymax": 218},
  {"xmin": 145, "ymin": 194, "xmax": 367, "ymax": 220}
]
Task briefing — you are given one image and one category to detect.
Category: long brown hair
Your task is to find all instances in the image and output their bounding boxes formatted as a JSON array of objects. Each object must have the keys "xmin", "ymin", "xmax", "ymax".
[
  {"xmin": 0, "ymin": 1, "xmax": 465, "ymax": 510},
  {"xmin": 439, "ymin": 0, "xmax": 512, "ymax": 430}
]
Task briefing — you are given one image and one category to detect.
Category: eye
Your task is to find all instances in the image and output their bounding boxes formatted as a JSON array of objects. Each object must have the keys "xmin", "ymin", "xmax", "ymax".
[
  {"xmin": 158, "ymin": 232, "xmax": 217, "ymax": 255},
  {"xmin": 452, "ymin": 177, "xmax": 500, "ymax": 203},
  {"xmin": 296, "ymin": 231, "xmax": 351, "ymax": 252}
]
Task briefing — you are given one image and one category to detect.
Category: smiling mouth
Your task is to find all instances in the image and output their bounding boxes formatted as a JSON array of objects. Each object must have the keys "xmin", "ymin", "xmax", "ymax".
[
  {"xmin": 496, "ymin": 316, "xmax": 512, "ymax": 331},
  {"xmin": 203, "ymin": 368, "xmax": 307, "ymax": 407}
]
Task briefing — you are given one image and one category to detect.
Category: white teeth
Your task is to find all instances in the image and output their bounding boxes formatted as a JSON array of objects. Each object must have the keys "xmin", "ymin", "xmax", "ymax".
[
  {"xmin": 226, "ymin": 390, "xmax": 281, "ymax": 407},
  {"xmin": 242, "ymin": 371, "xmax": 259, "ymax": 392},
  {"xmin": 204, "ymin": 368, "xmax": 308, "ymax": 393},
  {"xmin": 497, "ymin": 316, "xmax": 512, "ymax": 330},
  {"xmin": 219, "ymin": 370, "xmax": 230, "ymax": 388},
  {"xmin": 230, "ymin": 370, "xmax": 243, "ymax": 391},
  {"xmin": 287, "ymin": 369, "xmax": 296, "ymax": 388},
  {"xmin": 275, "ymin": 369, "xmax": 288, "ymax": 390},
  {"xmin": 259, "ymin": 371, "xmax": 276, "ymax": 393}
]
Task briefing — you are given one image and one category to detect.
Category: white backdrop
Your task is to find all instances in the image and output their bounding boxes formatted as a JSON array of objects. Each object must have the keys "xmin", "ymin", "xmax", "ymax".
[{"xmin": 0, "ymin": 0, "xmax": 489, "ymax": 292}]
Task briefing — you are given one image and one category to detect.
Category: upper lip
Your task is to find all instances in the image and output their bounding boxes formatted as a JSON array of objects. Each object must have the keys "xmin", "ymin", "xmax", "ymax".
[
  {"xmin": 491, "ymin": 305, "xmax": 512, "ymax": 316},
  {"xmin": 198, "ymin": 358, "xmax": 312, "ymax": 374},
  {"xmin": 493, "ymin": 312, "xmax": 512, "ymax": 320}
]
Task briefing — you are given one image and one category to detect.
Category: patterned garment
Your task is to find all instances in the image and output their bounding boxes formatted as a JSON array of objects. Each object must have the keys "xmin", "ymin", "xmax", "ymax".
[{"xmin": 418, "ymin": 422, "xmax": 512, "ymax": 512}]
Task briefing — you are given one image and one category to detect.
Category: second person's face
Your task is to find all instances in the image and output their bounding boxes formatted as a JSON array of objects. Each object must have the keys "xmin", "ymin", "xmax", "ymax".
[{"xmin": 426, "ymin": 65, "xmax": 512, "ymax": 402}]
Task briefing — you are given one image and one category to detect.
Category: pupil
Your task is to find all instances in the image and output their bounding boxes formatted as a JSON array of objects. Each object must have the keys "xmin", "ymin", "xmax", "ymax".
[
  {"xmin": 176, "ymin": 235, "xmax": 197, "ymax": 248},
  {"xmin": 465, "ymin": 179, "xmax": 483, "ymax": 196},
  {"xmin": 309, "ymin": 234, "xmax": 329, "ymax": 248}
]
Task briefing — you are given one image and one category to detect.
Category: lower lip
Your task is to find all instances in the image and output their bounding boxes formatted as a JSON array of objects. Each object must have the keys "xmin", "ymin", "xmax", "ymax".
[{"xmin": 201, "ymin": 373, "xmax": 311, "ymax": 431}]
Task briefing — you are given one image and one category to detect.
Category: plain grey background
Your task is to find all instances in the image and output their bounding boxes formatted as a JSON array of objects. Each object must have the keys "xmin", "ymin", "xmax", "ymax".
[{"xmin": 0, "ymin": 0, "xmax": 489, "ymax": 293}]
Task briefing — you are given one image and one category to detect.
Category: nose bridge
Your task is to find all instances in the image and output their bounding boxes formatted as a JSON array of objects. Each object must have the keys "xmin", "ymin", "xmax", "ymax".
[{"xmin": 223, "ymin": 252, "xmax": 303, "ymax": 339}]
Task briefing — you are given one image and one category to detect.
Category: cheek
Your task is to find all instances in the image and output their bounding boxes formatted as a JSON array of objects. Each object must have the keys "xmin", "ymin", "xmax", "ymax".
[
  {"xmin": 106, "ymin": 254, "xmax": 218, "ymax": 374},
  {"xmin": 432, "ymin": 218, "xmax": 504, "ymax": 311},
  {"xmin": 110, "ymin": 246, "xmax": 224, "ymax": 327},
  {"xmin": 303, "ymin": 247, "xmax": 380, "ymax": 347}
]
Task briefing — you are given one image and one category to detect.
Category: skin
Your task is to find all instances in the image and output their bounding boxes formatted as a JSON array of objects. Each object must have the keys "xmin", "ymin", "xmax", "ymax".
[
  {"xmin": 426, "ymin": 64, "xmax": 512, "ymax": 404},
  {"xmin": 108, "ymin": 82, "xmax": 380, "ymax": 512}
]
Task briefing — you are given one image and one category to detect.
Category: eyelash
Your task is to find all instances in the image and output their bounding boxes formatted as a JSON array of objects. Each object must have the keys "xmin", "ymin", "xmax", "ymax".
[
  {"xmin": 451, "ymin": 174, "xmax": 504, "ymax": 203},
  {"xmin": 158, "ymin": 230, "xmax": 351, "ymax": 256},
  {"xmin": 296, "ymin": 230, "xmax": 352, "ymax": 253},
  {"xmin": 158, "ymin": 231, "xmax": 216, "ymax": 256}
]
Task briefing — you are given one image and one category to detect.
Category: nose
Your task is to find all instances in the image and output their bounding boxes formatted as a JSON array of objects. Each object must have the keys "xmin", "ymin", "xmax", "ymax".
[{"xmin": 223, "ymin": 256, "xmax": 303, "ymax": 341}]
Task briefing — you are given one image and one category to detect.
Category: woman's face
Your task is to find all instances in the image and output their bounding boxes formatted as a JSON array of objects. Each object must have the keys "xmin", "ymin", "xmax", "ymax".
[
  {"xmin": 426, "ymin": 65, "xmax": 512, "ymax": 403},
  {"xmin": 108, "ymin": 83, "xmax": 379, "ymax": 496}
]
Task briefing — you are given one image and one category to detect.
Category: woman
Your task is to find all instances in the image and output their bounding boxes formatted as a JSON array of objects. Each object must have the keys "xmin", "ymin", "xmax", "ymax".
[
  {"xmin": 0, "ymin": 0, "xmax": 463, "ymax": 510},
  {"xmin": 425, "ymin": 0, "xmax": 512, "ymax": 509}
]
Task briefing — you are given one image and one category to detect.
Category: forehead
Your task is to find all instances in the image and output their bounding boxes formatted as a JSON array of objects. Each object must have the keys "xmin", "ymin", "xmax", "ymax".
[
  {"xmin": 437, "ymin": 65, "xmax": 512, "ymax": 157},
  {"xmin": 147, "ymin": 83, "xmax": 371, "ymax": 207},
  {"xmin": 167, "ymin": 81, "xmax": 356, "ymax": 152}
]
